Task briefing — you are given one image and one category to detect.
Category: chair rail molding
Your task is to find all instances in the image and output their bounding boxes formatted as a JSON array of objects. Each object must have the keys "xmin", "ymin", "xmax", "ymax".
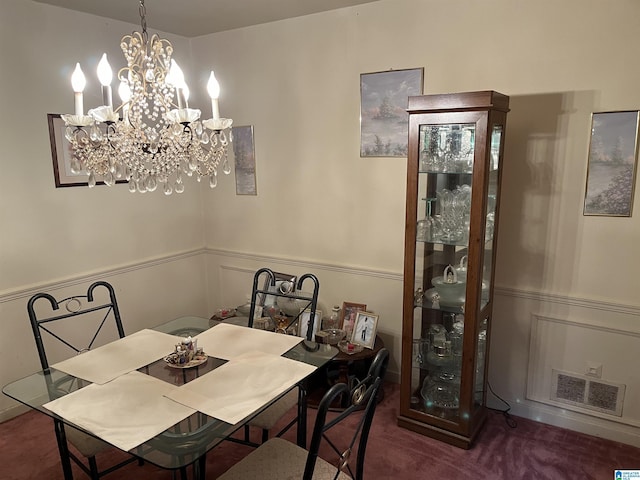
[
  {"xmin": 206, "ymin": 247, "xmax": 640, "ymax": 316},
  {"xmin": 0, "ymin": 248, "xmax": 205, "ymax": 304},
  {"xmin": 496, "ymin": 286, "xmax": 640, "ymax": 317},
  {"xmin": 205, "ymin": 247, "xmax": 403, "ymax": 281}
]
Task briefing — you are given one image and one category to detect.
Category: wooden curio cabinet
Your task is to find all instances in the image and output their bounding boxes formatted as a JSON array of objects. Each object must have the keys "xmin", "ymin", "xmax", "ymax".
[{"xmin": 397, "ymin": 91, "xmax": 509, "ymax": 448}]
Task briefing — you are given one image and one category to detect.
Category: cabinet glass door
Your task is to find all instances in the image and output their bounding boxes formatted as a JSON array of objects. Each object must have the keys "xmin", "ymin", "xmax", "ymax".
[
  {"xmin": 411, "ymin": 122, "xmax": 476, "ymax": 421},
  {"xmin": 473, "ymin": 124, "xmax": 503, "ymax": 405}
]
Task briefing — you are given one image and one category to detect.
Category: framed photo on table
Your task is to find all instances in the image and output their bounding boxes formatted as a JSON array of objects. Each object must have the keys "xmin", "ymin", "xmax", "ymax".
[
  {"xmin": 340, "ymin": 302, "xmax": 367, "ymax": 337},
  {"xmin": 351, "ymin": 312, "xmax": 378, "ymax": 349},
  {"xmin": 298, "ymin": 309, "xmax": 321, "ymax": 340}
]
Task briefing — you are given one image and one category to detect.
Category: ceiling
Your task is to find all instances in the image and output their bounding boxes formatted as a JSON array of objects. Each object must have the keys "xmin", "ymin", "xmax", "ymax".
[{"xmin": 33, "ymin": 0, "xmax": 379, "ymax": 38}]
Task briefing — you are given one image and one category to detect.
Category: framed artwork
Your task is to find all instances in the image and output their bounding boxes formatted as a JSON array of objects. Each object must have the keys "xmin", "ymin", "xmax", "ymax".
[
  {"xmin": 232, "ymin": 125, "xmax": 257, "ymax": 195},
  {"xmin": 583, "ymin": 110, "xmax": 639, "ymax": 216},
  {"xmin": 47, "ymin": 113, "xmax": 125, "ymax": 188},
  {"xmin": 360, "ymin": 68, "xmax": 424, "ymax": 157},
  {"xmin": 340, "ymin": 302, "xmax": 367, "ymax": 336},
  {"xmin": 258, "ymin": 271, "xmax": 297, "ymax": 307},
  {"xmin": 48, "ymin": 113, "xmax": 87, "ymax": 187},
  {"xmin": 298, "ymin": 309, "xmax": 321, "ymax": 340},
  {"xmin": 351, "ymin": 311, "xmax": 378, "ymax": 349}
]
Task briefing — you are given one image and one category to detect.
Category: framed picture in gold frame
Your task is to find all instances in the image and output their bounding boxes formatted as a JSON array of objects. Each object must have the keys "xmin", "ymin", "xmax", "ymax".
[
  {"xmin": 351, "ymin": 311, "xmax": 378, "ymax": 349},
  {"xmin": 339, "ymin": 302, "xmax": 367, "ymax": 338}
]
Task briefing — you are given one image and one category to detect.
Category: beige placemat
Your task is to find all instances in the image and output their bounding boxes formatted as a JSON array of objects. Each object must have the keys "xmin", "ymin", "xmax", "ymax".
[
  {"xmin": 44, "ymin": 371, "xmax": 196, "ymax": 452},
  {"xmin": 51, "ymin": 329, "xmax": 180, "ymax": 384},
  {"xmin": 194, "ymin": 323, "xmax": 303, "ymax": 360},
  {"xmin": 165, "ymin": 351, "xmax": 316, "ymax": 425}
]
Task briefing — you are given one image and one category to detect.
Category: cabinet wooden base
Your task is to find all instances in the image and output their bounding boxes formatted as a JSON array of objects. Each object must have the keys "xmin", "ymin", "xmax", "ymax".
[{"xmin": 396, "ymin": 411, "xmax": 487, "ymax": 450}]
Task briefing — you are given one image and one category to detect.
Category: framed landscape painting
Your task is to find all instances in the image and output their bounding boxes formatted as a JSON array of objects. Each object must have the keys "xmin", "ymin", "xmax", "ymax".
[
  {"xmin": 583, "ymin": 110, "xmax": 639, "ymax": 216},
  {"xmin": 232, "ymin": 125, "xmax": 257, "ymax": 195},
  {"xmin": 360, "ymin": 68, "xmax": 423, "ymax": 157}
]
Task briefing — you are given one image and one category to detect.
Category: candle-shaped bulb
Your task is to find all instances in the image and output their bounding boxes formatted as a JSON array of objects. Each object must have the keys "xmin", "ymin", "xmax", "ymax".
[
  {"xmin": 207, "ymin": 71, "xmax": 221, "ymax": 120},
  {"xmin": 97, "ymin": 53, "xmax": 112, "ymax": 86},
  {"xmin": 167, "ymin": 59, "xmax": 185, "ymax": 87},
  {"xmin": 182, "ymin": 83, "xmax": 190, "ymax": 108},
  {"xmin": 167, "ymin": 60, "xmax": 186, "ymax": 109},
  {"xmin": 71, "ymin": 63, "xmax": 86, "ymax": 93},
  {"xmin": 207, "ymin": 71, "xmax": 220, "ymax": 99},
  {"xmin": 118, "ymin": 81, "xmax": 131, "ymax": 103},
  {"xmin": 97, "ymin": 54, "xmax": 113, "ymax": 108},
  {"xmin": 71, "ymin": 63, "xmax": 86, "ymax": 116},
  {"xmin": 118, "ymin": 81, "xmax": 130, "ymax": 120}
]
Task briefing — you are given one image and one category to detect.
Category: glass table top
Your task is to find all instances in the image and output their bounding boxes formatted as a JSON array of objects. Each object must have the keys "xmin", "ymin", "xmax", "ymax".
[{"xmin": 3, "ymin": 315, "xmax": 338, "ymax": 470}]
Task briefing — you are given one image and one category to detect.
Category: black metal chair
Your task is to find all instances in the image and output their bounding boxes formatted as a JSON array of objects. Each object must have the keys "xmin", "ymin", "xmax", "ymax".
[
  {"xmin": 27, "ymin": 280, "xmax": 140, "ymax": 480},
  {"xmin": 235, "ymin": 268, "xmax": 320, "ymax": 447},
  {"xmin": 217, "ymin": 347, "xmax": 390, "ymax": 480}
]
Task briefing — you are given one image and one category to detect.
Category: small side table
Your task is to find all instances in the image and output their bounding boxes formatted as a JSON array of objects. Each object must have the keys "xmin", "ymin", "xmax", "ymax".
[{"xmin": 308, "ymin": 335, "xmax": 385, "ymax": 410}]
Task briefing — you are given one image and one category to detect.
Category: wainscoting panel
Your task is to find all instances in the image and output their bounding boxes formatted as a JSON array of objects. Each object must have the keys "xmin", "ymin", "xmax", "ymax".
[
  {"xmin": 527, "ymin": 313, "xmax": 640, "ymax": 427},
  {"xmin": 488, "ymin": 290, "xmax": 640, "ymax": 447}
]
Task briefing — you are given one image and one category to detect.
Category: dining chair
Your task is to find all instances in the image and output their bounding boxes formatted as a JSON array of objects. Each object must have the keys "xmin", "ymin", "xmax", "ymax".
[
  {"xmin": 27, "ymin": 280, "xmax": 140, "ymax": 480},
  {"xmin": 223, "ymin": 321, "xmax": 301, "ymax": 446},
  {"xmin": 230, "ymin": 268, "xmax": 320, "ymax": 447},
  {"xmin": 242, "ymin": 387, "xmax": 300, "ymax": 445},
  {"xmin": 217, "ymin": 347, "xmax": 390, "ymax": 480}
]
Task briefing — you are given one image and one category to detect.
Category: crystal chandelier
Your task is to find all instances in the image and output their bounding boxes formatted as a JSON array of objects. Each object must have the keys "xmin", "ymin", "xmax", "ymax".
[{"xmin": 62, "ymin": 0, "xmax": 233, "ymax": 195}]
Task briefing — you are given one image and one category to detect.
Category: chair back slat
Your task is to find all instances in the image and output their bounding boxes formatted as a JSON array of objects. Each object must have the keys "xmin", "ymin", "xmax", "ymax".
[
  {"xmin": 304, "ymin": 348, "xmax": 390, "ymax": 480},
  {"xmin": 27, "ymin": 281, "xmax": 125, "ymax": 371}
]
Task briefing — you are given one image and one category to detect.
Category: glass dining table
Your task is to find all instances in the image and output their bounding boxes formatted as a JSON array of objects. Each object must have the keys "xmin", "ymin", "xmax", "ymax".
[{"xmin": 2, "ymin": 316, "xmax": 338, "ymax": 479}]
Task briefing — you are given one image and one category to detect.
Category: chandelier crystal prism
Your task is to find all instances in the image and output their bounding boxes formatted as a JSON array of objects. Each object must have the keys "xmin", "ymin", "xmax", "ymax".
[{"xmin": 61, "ymin": 0, "xmax": 233, "ymax": 195}]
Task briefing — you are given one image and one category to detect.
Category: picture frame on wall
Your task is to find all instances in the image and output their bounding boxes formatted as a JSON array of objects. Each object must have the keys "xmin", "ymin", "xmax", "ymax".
[
  {"xmin": 48, "ymin": 113, "xmax": 87, "ymax": 188},
  {"xmin": 340, "ymin": 302, "xmax": 367, "ymax": 337},
  {"xmin": 350, "ymin": 311, "xmax": 378, "ymax": 349},
  {"xmin": 360, "ymin": 67, "xmax": 424, "ymax": 157},
  {"xmin": 232, "ymin": 125, "xmax": 257, "ymax": 195},
  {"xmin": 47, "ymin": 113, "xmax": 126, "ymax": 188},
  {"xmin": 583, "ymin": 110, "xmax": 639, "ymax": 217}
]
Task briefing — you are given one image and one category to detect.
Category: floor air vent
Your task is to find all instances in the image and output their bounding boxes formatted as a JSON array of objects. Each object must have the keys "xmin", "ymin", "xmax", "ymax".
[{"xmin": 551, "ymin": 369, "xmax": 625, "ymax": 417}]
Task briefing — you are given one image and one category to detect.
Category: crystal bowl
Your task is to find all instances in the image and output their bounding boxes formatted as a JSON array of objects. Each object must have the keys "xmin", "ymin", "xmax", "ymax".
[{"xmin": 322, "ymin": 329, "xmax": 345, "ymax": 345}]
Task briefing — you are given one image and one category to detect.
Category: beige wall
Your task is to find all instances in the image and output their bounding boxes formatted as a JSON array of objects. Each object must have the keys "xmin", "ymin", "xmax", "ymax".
[
  {"xmin": 0, "ymin": 0, "xmax": 207, "ymax": 290},
  {"xmin": 0, "ymin": 1, "xmax": 211, "ymax": 416},
  {"xmin": 1, "ymin": 0, "xmax": 640, "ymax": 446},
  {"xmin": 194, "ymin": 0, "xmax": 640, "ymax": 445}
]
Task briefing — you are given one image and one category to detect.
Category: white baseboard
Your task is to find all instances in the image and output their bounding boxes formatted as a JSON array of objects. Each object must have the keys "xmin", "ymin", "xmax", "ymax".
[
  {"xmin": 0, "ymin": 403, "xmax": 31, "ymax": 424},
  {"xmin": 490, "ymin": 397, "xmax": 640, "ymax": 448}
]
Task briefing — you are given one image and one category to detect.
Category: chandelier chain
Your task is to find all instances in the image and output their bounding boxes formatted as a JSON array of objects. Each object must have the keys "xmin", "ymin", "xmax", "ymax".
[{"xmin": 139, "ymin": 0, "xmax": 148, "ymax": 43}]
